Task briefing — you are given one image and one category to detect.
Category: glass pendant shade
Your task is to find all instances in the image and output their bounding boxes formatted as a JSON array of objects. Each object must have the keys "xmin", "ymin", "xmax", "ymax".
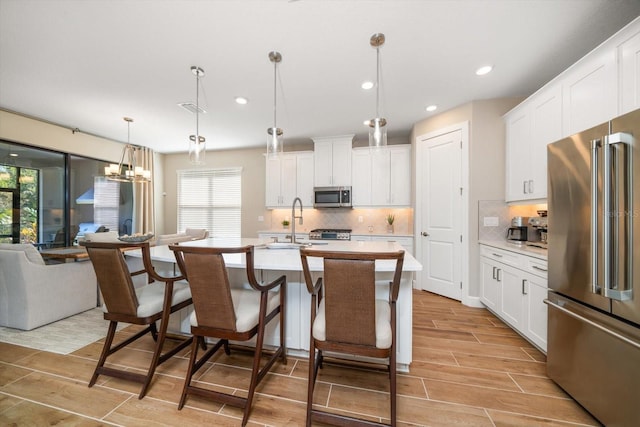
[
  {"xmin": 189, "ymin": 134, "xmax": 206, "ymax": 165},
  {"xmin": 368, "ymin": 117, "xmax": 387, "ymax": 148},
  {"xmin": 267, "ymin": 127, "xmax": 283, "ymax": 157}
]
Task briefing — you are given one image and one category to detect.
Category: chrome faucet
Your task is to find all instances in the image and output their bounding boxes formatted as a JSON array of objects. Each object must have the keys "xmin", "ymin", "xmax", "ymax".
[{"xmin": 291, "ymin": 197, "xmax": 303, "ymax": 243}]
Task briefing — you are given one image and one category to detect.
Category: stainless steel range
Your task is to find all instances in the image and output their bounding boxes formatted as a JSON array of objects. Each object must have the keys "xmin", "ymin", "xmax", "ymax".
[{"xmin": 308, "ymin": 229, "xmax": 351, "ymax": 241}]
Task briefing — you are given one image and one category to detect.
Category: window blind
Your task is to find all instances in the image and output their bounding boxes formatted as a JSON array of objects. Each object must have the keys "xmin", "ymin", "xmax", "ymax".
[
  {"xmin": 93, "ymin": 177, "xmax": 120, "ymax": 232},
  {"xmin": 177, "ymin": 167, "xmax": 241, "ymax": 238}
]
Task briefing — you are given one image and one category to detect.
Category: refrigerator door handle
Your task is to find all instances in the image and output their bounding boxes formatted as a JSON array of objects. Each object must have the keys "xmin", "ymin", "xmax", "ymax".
[
  {"xmin": 545, "ymin": 299, "xmax": 640, "ymax": 350},
  {"xmin": 590, "ymin": 138, "xmax": 602, "ymax": 295},
  {"xmin": 603, "ymin": 132, "xmax": 633, "ymax": 301}
]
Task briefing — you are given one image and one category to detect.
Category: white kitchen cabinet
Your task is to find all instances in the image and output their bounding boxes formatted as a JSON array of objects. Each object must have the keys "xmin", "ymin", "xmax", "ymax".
[
  {"xmin": 296, "ymin": 151, "xmax": 314, "ymax": 208},
  {"xmin": 265, "ymin": 151, "xmax": 313, "ymax": 209},
  {"xmin": 352, "ymin": 145, "xmax": 411, "ymax": 207},
  {"xmin": 562, "ymin": 47, "xmax": 617, "ymax": 136},
  {"xmin": 523, "ymin": 271, "xmax": 548, "ymax": 351},
  {"xmin": 479, "ymin": 244, "xmax": 548, "ymax": 352},
  {"xmin": 619, "ymin": 27, "xmax": 640, "ymax": 115},
  {"xmin": 351, "ymin": 148, "xmax": 372, "ymax": 205},
  {"xmin": 313, "ymin": 135, "xmax": 353, "ymax": 187},
  {"xmin": 505, "ymin": 84, "xmax": 561, "ymax": 202}
]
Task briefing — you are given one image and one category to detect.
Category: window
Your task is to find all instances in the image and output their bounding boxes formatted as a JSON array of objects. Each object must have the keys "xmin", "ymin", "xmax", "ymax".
[{"xmin": 177, "ymin": 168, "xmax": 241, "ymax": 237}]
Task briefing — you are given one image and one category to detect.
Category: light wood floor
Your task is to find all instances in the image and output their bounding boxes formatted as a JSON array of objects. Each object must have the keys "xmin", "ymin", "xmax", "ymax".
[{"xmin": 0, "ymin": 290, "xmax": 600, "ymax": 426}]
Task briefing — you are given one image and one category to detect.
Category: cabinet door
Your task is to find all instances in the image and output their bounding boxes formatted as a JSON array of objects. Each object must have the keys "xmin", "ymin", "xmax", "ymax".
[
  {"xmin": 265, "ymin": 156, "xmax": 283, "ymax": 207},
  {"xmin": 499, "ymin": 264, "xmax": 525, "ymax": 331},
  {"xmin": 619, "ymin": 29, "xmax": 640, "ymax": 115},
  {"xmin": 505, "ymin": 108, "xmax": 532, "ymax": 202},
  {"xmin": 370, "ymin": 148, "xmax": 390, "ymax": 205},
  {"xmin": 529, "ymin": 85, "xmax": 562, "ymax": 200},
  {"xmin": 331, "ymin": 139, "xmax": 352, "ymax": 186},
  {"xmin": 313, "ymin": 141, "xmax": 333, "ymax": 186},
  {"xmin": 524, "ymin": 273, "xmax": 548, "ymax": 352},
  {"xmin": 480, "ymin": 257, "xmax": 500, "ymax": 312},
  {"xmin": 352, "ymin": 148, "xmax": 372, "ymax": 206},
  {"xmin": 562, "ymin": 48, "xmax": 616, "ymax": 136},
  {"xmin": 280, "ymin": 154, "xmax": 298, "ymax": 207},
  {"xmin": 296, "ymin": 152, "xmax": 314, "ymax": 208},
  {"xmin": 389, "ymin": 145, "xmax": 411, "ymax": 206}
]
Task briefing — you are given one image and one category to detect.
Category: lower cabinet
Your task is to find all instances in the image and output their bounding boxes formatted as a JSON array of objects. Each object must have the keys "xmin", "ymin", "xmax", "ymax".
[{"xmin": 479, "ymin": 244, "xmax": 548, "ymax": 352}]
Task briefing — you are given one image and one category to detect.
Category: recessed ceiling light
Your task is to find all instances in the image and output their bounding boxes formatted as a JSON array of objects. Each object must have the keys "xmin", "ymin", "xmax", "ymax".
[
  {"xmin": 426, "ymin": 105, "xmax": 437, "ymax": 112},
  {"xmin": 476, "ymin": 65, "xmax": 493, "ymax": 76},
  {"xmin": 9, "ymin": 153, "xmax": 18, "ymax": 157},
  {"xmin": 361, "ymin": 81, "xmax": 374, "ymax": 90},
  {"xmin": 235, "ymin": 96, "xmax": 248, "ymax": 105}
]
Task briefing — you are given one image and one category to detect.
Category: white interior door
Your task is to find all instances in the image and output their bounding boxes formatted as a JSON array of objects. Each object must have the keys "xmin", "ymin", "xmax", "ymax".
[{"xmin": 417, "ymin": 129, "xmax": 462, "ymax": 300}]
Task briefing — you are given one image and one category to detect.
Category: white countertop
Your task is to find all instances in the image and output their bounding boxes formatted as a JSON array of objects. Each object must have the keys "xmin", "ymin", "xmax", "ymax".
[
  {"xmin": 128, "ymin": 237, "xmax": 422, "ymax": 272},
  {"xmin": 479, "ymin": 239, "xmax": 548, "ymax": 260}
]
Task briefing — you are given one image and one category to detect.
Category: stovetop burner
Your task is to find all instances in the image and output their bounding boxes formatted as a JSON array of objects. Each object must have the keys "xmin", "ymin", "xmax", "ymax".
[{"xmin": 310, "ymin": 229, "xmax": 352, "ymax": 233}]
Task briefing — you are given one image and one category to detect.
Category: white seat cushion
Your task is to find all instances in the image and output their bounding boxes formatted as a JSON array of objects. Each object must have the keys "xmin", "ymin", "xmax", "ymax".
[
  {"xmin": 313, "ymin": 298, "xmax": 392, "ymax": 349},
  {"xmin": 102, "ymin": 280, "xmax": 192, "ymax": 318},
  {"xmin": 190, "ymin": 288, "xmax": 281, "ymax": 333}
]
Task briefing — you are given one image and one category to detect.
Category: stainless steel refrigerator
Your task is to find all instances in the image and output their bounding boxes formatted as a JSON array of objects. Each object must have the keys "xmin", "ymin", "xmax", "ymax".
[{"xmin": 547, "ymin": 108, "xmax": 640, "ymax": 426}]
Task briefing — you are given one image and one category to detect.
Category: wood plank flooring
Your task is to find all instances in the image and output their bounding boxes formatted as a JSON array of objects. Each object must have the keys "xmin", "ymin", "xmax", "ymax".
[{"xmin": 0, "ymin": 290, "xmax": 600, "ymax": 426}]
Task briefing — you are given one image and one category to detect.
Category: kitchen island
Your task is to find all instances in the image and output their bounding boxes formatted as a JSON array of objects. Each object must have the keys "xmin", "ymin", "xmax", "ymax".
[{"xmin": 127, "ymin": 238, "xmax": 422, "ymax": 371}]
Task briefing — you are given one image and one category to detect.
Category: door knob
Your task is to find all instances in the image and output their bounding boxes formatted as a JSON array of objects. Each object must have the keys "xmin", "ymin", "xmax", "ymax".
[{"xmin": 421, "ymin": 231, "xmax": 429, "ymax": 237}]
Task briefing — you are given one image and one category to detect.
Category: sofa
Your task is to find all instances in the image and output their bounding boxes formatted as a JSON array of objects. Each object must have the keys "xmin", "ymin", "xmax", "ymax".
[{"xmin": 0, "ymin": 244, "xmax": 96, "ymax": 330}]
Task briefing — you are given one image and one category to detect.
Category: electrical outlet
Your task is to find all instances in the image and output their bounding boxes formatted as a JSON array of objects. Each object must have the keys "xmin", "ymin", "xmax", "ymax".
[
  {"xmin": 258, "ymin": 216, "xmax": 264, "ymax": 222},
  {"xmin": 483, "ymin": 216, "xmax": 499, "ymax": 227},
  {"xmin": 358, "ymin": 215, "xmax": 364, "ymax": 223}
]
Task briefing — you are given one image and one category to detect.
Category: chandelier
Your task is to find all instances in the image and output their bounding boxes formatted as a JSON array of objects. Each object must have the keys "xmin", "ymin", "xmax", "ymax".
[
  {"xmin": 104, "ymin": 117, "xmax": 151, "ymax": 183},
  {"xmin": 367, "ymin": 33, "xmax": 387, "ymax": 148},
  {"xmin": 267, "ymin": 51, "xmax": 283, "ymax": 157},
  {"xmin": 189, "ymin": 66, "xmax": 206, "ymax": 164}
]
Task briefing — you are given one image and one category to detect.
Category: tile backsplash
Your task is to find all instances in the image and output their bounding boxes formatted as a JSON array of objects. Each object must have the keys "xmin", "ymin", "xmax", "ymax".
[
  {"xmin": 478, "ymin": 200, "xmax": 546, "ymax": 241},
  {"xmin": 269, "ymin": 208, "xmax": 413, "ymax": 235}
]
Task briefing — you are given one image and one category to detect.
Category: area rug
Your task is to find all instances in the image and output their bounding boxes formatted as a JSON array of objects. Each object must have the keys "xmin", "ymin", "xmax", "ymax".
[{"xmin": 0, "ymin": 308, "xmax": 121, "ymax": 355}]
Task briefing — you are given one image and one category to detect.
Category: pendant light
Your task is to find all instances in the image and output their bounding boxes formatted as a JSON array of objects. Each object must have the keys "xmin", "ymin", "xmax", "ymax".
[
  {"xmin": 267, "ymin": 51, "xmax": 283, "ymax": 158},
  {"xmin": 189, "ymin": 66, "xmax": 206, "ymax": 165},
  {"xmin": 104, "ymin": 117, "xmax": 151, "ymax": 183},
  {"xmin": 367, "ymin": 33, "xmax": 387, "ymax": 149}
]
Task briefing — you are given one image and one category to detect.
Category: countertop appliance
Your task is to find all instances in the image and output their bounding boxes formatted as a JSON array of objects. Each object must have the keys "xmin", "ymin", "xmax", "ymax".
[
  {"xmin": 506, "ymin": 216, "xmax": 530, "ymax": 242},
  {"xmin": 308, "ymin": 228, "xmax": 351, "ymax": 240},
  {"xmin": 546, "ymin": 108, "xmax": 640, "ymax": 426},
  {"xmin": 526, "ymin": 216, "xmax": 548, "ymax": 249},
  {"xmin": 313, "ymin": 186, "xmax": 352, "ymax": 208}
]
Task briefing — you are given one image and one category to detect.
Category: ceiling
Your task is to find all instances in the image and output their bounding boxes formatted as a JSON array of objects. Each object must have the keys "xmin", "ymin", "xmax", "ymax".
[{"xmin": 1, "ymin": 0, "xmax": 639, "ymax": 154}]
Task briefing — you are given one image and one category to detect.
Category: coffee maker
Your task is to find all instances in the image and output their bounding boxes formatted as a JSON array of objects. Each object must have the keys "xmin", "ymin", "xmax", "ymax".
[
  {"xmin": 526, "ymin": 210, "xmax": 548, "ymax": 248},
  {"xmin": 506, "ymin": 216, "xmax": 530, "ymax": 242}
]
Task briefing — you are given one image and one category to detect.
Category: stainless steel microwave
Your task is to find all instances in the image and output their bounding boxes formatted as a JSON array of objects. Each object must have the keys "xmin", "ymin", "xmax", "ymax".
[{"xmin": 313, "ymin": 186, "xmax": 352, "ymax": 208}]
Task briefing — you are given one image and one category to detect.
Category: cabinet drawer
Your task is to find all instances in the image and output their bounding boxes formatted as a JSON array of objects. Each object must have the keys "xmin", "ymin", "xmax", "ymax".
[
  {"xmin": 524, "ymin": 257, "xmax": 548, "ymax": 280},
  {"xmin": 479, "ymin": 246, "xmax": 522, "ymax": 269}
]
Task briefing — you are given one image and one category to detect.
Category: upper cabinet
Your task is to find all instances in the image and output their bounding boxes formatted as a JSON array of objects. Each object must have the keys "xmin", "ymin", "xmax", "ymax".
[
  {"xmin": 504, "ymin": 17, "xmax": 640, "ymax": 203},
  {"xmin": 505, "ymin": 84, "xmax": 562, "ymax": 202},
  {"xmin": 561, "ymin": 47, "xmax": 617, "ymax": 136},
  {"xmin": 619, "ymin": 27, "xmax": 640, "ymax": 115},
  {"xmin": 352, "ymin": 145, "xmax": 411, "ymax": 207},
  {"xmin": 312, "ymin": 135, "xmax": 353, "ymax": 187},
  {"xmin": 265, "ymin": 151, "xmax": 314, "ymax": 209}
]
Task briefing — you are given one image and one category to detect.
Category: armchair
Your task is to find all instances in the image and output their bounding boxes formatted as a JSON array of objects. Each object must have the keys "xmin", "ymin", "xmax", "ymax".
[{"xmin": 0, "ymin": 244, "xmax": 96, "ymax": 331}]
